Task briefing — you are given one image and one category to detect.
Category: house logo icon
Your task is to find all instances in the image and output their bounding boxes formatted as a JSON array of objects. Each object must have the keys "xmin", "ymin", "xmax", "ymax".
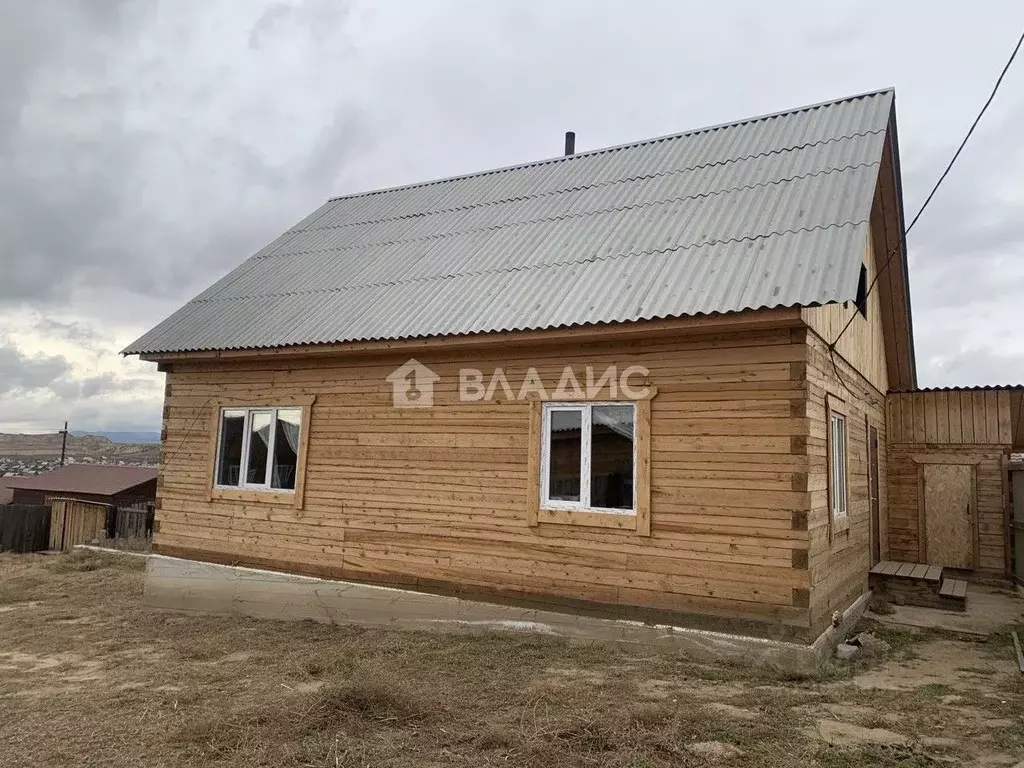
[{"xmin": 386, "ymin": 359, "xmax": 440, "ymax": 408}]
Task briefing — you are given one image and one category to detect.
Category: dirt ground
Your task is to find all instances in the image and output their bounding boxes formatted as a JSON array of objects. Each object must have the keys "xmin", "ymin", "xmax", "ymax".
[{"xmin": 1, "ymin": 551, "xmax": 1022, "ymax": 767}]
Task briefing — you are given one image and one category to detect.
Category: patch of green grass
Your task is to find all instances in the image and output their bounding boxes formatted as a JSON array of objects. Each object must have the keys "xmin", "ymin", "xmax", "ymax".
[
  {"xmin": 992, "ymin": 720, "xmax": 1024, "ymax": 752},
  {"xmin": 868, "ymin": 595, "xmax": 896, "ymax": 615},
  {"xmin": 917, "ymin": 683, "xmax": 954, "ymax": 697},
  {"xmin": 980, "ymin": 631, "xmax": 1020, "ymax": 658}
]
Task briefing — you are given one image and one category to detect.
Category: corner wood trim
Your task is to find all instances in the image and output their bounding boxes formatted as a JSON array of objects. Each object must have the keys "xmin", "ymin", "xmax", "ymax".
[
  {"xmin": 635, "ymin": 397, "xmax": 651, "ymax": 536},
  {"xmin": 526, "ymin": 397, "xmax": 652, "ymax": 536},
  {"xmin": 526, "ymin": 404, "xmax": 541, "ymax": 527},
  {"xmin": 204, "ymin": 395, "xmax": 317, "ymax": 511},
  {"xmin": 293, "ymin": 398, "xmax": 315, "ymax": 511},
  {"xmin": 916, "ymin": 464, "xmax": 927, "ymax": 563},
  {"xmin": 204, "ymin": 402, "xmax": 220, "ymax": 503}
]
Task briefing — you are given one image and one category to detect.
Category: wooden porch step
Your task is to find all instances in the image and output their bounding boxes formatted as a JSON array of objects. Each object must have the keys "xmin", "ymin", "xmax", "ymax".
[
  {"xmin": 939, "ymin": 578, "xmax": 968, "ymax": 600},
  {"xmin": 870, "ymin": 561, "xmax": 943, "ymax": 583}
]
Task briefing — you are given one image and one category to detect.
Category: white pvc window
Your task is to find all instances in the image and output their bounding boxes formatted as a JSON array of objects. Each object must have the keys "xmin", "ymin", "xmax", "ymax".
[
  {"xmin": 215, "ymin": 407, "xmax": 302, "ymax": 491},
  {"xmin": 830, "ymin": 412, "xmax": 848, "ymax": 518},
  {"xmin": 540, "ymin": 402, "xmax": 636, "ymax": 515}
]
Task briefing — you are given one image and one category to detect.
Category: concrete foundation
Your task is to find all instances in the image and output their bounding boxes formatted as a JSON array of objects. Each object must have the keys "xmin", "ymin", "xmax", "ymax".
[{"xmin": 144, "ymin": 554, "xmax": 869, "ymax": 676}]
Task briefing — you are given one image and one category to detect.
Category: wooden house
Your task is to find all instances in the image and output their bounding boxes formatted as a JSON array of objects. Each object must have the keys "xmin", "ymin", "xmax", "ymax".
[{"xmin": 125, "ymin": 88, "xmax": 1018, "ymax": 647}]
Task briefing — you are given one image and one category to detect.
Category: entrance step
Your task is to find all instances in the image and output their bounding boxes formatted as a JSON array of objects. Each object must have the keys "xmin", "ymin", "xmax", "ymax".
[
  {"xmin": 870, "ymin": 561, "xmax": 943, "ymax": 583},
  {"xmin": 938, "ymin": 578, "xmax": 968, "ymax": 611},
  {"xmin": 870, "ymin": 560, "xmax": 967, "ymax": 611}
]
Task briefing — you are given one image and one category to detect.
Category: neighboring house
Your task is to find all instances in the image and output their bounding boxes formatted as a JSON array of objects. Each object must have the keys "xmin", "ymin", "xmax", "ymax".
[
  {"xmin": 0, "ymin": 478, "xmax": 14, "ymax": 505},
  {"xmin": 5, "ymin": 465, "xmax": 158, "ymax": 507},
  {"xmin": 124, "ymin": 88, "xmax": 1019, "ymax": 645}
]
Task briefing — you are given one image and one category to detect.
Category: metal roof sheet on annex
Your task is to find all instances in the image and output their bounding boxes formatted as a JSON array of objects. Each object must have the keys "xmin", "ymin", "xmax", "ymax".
[
  {"xmin": 124, "ymin": 88, "xmax": 896, "ymax": 355},
  {"xmin": 4, "ymin": 465, "xmax": 158, "ymax": 496}
]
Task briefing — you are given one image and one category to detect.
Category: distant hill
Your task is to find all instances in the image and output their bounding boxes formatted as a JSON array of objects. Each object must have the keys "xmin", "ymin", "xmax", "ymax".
[
  {"xmin": 0, "ymin": 432, "xmax": 161, "ymax": 464},
  {"xmin": 72, "ymin": 430, "xmax": 161, "ymax": 444}
]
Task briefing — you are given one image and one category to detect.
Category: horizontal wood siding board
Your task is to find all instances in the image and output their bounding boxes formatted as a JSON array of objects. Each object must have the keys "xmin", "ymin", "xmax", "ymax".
[
  {"xmin": 157, "ymin": 326, "xmax": 815, "ymax": 638},
  {"xmin": 803, "ymin": 328, "xmax": 886, "ymax": 638}
]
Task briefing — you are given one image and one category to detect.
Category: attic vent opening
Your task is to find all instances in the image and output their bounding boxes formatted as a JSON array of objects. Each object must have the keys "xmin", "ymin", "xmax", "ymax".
[{"xmin": 855, "ymin": 264, "xmax": 868, "ymax": 319}]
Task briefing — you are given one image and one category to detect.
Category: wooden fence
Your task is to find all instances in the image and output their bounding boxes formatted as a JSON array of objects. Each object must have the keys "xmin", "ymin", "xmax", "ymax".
[
  {"xmin": 47, "ymin": 499, "xmax": 154, "ymax": 552},
  {"xmin": 49, "ymin": 498, "xmax": 109, "ymax": 552},
  {"xmin": 0, "ymin": 504, "xmax": 51, "ymax": 553},
  {"xmin": 114, "ymin": 507, "xmax": 154, "ymax": 540}
]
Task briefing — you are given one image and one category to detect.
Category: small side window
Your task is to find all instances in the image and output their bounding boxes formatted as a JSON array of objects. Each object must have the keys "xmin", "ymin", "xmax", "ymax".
[
  {"xmin": 855, "ymin": 264, "xmax": 868, "ymax": 319},
  {"xmin": 830, "ymin": 412, "xmax": 848, "ymax": 518}
]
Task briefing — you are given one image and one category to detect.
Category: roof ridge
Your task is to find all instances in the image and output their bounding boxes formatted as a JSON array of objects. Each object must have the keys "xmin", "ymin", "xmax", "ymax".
[
  {"xmin": 294, "ymin": 130, "xmax": 884, "ymax": 236},
  {"xmin": 324, "ymin": 88, "xmax": 894, "ymax": 204}
]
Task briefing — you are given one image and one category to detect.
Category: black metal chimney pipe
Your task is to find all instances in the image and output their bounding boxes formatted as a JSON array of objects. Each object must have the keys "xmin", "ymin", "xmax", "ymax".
[{"xmin": 564, "ymin": 131, "xmax": 575, "ymax": 156}]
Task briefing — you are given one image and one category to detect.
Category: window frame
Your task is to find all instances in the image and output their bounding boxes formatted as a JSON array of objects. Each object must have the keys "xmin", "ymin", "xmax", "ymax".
[
  {"xmin": 527, "ymin": 394, "xmax": 652, "ymax": 536},
  {"xmin": 205, "ymin": 396, "xmax": 315, "ymax": 509},
  {"xmin": 540, "ymin": 401, "xmax": 637, "ymax": 516},
  {"xmin": 826, "ymin": 396, "xmax": 850, "ymax": 539},
  {"xmin": 214, "ymin": 406, "xmax": 302, "ymax": 493}
]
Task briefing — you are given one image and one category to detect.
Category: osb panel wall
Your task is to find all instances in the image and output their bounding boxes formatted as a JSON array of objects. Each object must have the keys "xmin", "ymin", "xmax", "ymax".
[
  {"xmin": 155, "ymin": 327, "xmax": 818, "ymax": 640},
  {"xmin": 886, "ymin": 445, "xmax": 1007, "ymax": 574},
  {"xmin": 886, "ymin": 389, "xmax": 1012, "ymax": 575},
  {"xmin": 805, "ymin": 333, "xmax": 887, "ymax": 638}
]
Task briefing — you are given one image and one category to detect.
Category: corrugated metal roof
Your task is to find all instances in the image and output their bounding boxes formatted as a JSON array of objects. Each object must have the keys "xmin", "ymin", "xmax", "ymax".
[
  {"xmin": 889, "ymin": 385, "xmax": 1024, "ymax": 393},
  {"xmin": 125, "ymin": 89, "xmax": 896, "ymax": 355},
  {"xmin": 4, "ymin": 465, "xmax": 158, "ymax": 496}
]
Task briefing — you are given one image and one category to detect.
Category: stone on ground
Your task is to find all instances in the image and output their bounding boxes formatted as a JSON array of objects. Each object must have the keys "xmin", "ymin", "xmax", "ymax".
[{"xmin": 835, "ymin": 643, "xmax": 861, "ymax": 660}]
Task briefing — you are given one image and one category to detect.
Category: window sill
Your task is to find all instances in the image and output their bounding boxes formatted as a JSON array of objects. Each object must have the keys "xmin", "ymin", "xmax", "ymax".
[
  {"xmin": 211, "ymin": 487, "xmax": 297, "ymax": 506},
  {"xmin": 538, "ymin": 507, "xmax": 637, "ymax": 530}
]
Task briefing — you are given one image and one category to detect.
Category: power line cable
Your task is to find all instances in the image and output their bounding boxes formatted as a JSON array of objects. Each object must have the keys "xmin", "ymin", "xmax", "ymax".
[{"xmin": 830, "ymin": 25, "xmax": 1024, "ymax": 355}]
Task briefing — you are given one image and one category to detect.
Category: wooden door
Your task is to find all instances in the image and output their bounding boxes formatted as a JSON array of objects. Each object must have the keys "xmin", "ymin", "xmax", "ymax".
[
  {"xmin": 867, "ymin": 426, "xmax": 880, "ymax": 565},
  {"xmin": 922, "ymin": 464, "xmax": 976, "ymax": 568}
]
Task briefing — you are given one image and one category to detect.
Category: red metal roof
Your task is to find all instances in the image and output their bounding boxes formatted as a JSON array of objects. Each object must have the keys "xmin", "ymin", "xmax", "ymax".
[
  {"xmin": 0, "ymin": 478, "xmax": 14, "ymax": 505},
  {"xmin": 4, "ymin": 465, "xmax": 157, "ymax": 497}
]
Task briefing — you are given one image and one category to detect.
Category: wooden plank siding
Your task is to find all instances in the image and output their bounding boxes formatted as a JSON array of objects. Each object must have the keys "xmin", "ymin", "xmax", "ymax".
[
  {"xmin": 885, "ymin": 389, "xmax": 1013, "ymax": 576},
  {"xmin": 887, "ymin": 390, "xmax": 1012, "ymax": 444},
  {"xmin": 798, "ymin": 198, "xmax": 892, "ymax": 638},
  {"xmin": 155, "ymin": 325, "xmax": 819, "ymax": 640},
  {"xmin": 804, "ymin": 332, "xmax": 887, "ymax": 638}
]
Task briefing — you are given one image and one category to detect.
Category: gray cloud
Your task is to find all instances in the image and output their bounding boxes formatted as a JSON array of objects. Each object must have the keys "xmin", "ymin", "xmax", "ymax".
[
  {"xmin": 0, "ymin": 341, "xmax": 71, "ymax": 395},
  {"xmin": 78, "ymin": 373, "xmax": 153, "ymax": 399},
  {"xmin": 0, "ymin": 0, "xmax": 365, "ymax": 311},
  {"xmin": 32, "ymin": 318, "xmax": 111, "ymax": 348}
]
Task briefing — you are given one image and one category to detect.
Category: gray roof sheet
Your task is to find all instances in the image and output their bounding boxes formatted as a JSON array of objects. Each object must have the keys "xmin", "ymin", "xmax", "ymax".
[{"xmin": 125, "ymin": 88, "xmax": 895, "ymax": 355}]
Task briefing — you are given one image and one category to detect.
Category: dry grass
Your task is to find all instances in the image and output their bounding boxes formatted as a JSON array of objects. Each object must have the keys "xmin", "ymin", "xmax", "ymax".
[{"xmin": 0, "ymin": 551, "xmax": 1022, "ymax": 767}]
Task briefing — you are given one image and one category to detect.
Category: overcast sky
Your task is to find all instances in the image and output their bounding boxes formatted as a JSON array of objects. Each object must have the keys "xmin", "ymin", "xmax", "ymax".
[{"xmin": 1, "ymin": 0, "xmax": 1023, "ymax": 433}]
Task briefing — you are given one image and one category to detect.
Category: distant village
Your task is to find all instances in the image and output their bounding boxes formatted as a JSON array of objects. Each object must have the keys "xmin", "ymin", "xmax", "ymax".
[
  {"xmin": 0, "ymin": 454, "xmax": 157, "ymax": 478},
  {"xmin": 0, "ymin": 431, "xmax": 161, "ymax": 480}
]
